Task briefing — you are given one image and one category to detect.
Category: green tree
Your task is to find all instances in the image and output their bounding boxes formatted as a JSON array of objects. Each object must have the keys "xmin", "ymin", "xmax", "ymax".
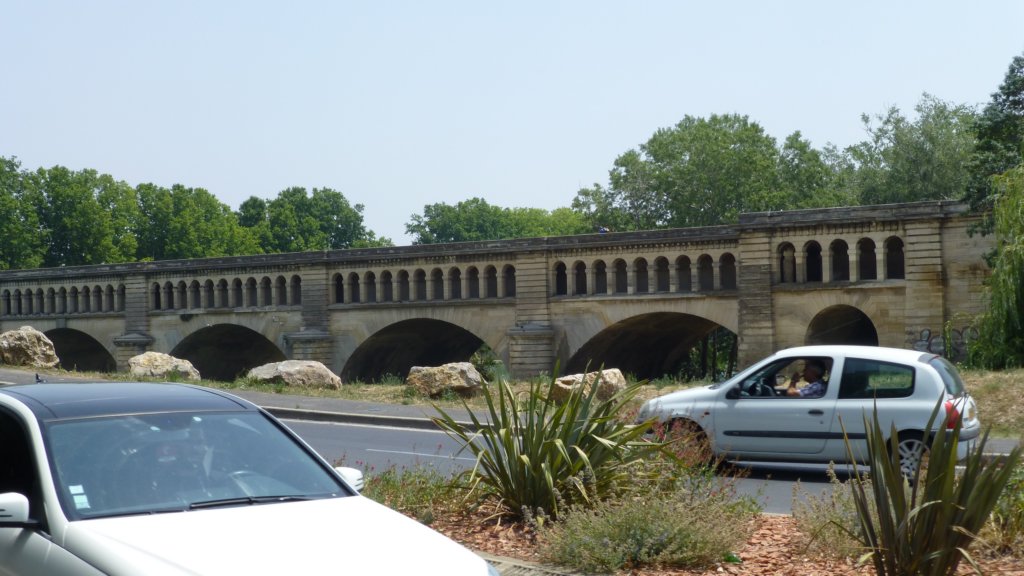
[
  {"xmin": 965, "ymin": 52, "xmax": 1024, "ymax": 230},
  {"xmin": 846, "ymin": 94, "xmax": 977, "ymax": 205},
  {"xmin": 0, "ymin": 157, "xmax": 45, "ymax": 270},
  {"xmin": 778, "ymin": 131, "xmax": 845, "ymax": 208},
  {"xmin": 969, "ymin": 161, "xmax": 1024, "ymax": 368},
  {"xmin": 25, "ymin": 166, "xmax": 121, "ymax": 267},
  {"xmin": 574, "ymin": 114, "xmax": 788, "ymax": 231},
  {"xmin": 406, "ymin": 197, "xmax": 590, "ymax": 244},
  {"xmin": 261, "ymin": 187, "xmax": 372, "ymax": 252},
  {"xmin": 136, "ymin": 184, "xmax": 261, "ymax": 260}
]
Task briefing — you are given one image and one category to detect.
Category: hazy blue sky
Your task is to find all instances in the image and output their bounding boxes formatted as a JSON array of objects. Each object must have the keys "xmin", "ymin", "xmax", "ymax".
[{"xmin": 3, "ymin": 1, "xmax": 1022, "ymax": 244}]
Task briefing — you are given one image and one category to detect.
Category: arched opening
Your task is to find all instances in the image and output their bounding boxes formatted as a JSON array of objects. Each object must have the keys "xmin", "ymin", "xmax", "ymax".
[
  {"xmin": 45, "ymin": 328, "xmax": 117, "ymax": 373},
  {"xmin": 885, "ymin": 237, "xmax": 905, "ymax": 279},
  {"xmin": 554, "ymin": 262, "xmax": 568, "ymax": 296},
  {"xmin": 806, "ymin": 305, "xmax": 879, "ymax": 346},
  {"xmin": 341, "ymin": 319, "xmax": 485, "ymax": 383},
  {"xmin": 720, "ymin": 253, "xmax": 737, "ymax": 290},
  {"xmin": 831, "ymin": 240, "xmax": 850, "ymax": 282},
  {"xmin": 171, "ymin": 324, "xmax": 287, "ymax": 382},
  {"xmin": 565, "ymin": 312, "xmax": 737, "ymax": 381},
  {"xmin": 858, "ymin": 238, "xmax": 877, "ymax": 280}
]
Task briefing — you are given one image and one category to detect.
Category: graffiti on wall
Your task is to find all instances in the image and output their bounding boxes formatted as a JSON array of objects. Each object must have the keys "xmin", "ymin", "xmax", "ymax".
[{"xmin": 912, "ymin": 326, "xmax": 979, "ymax": 362}]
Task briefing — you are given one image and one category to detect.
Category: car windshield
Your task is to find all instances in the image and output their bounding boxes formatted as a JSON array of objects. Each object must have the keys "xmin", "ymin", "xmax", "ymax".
[{"xmin": 44, "ymin": 411, "xmax": 347, "ymax": 520}]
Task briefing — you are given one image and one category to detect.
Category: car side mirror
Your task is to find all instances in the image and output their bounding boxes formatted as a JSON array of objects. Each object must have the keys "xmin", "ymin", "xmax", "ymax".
[
  {"xmin": 335, "ymin": 466, "xmax": 365, "ymax": 493},
  {"xmin": 726, "ymin": 385, "xmax": 741, "ymax": 400},
  {"xmin": 0, "ymin": 492, "xmax": 34, "ymax": 527}
]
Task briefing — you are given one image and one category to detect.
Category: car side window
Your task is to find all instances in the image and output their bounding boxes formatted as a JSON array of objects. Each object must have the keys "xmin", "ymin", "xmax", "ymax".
[{"xmin": 839, "ymin": 358, "xmax": 915, "ymax": 399}]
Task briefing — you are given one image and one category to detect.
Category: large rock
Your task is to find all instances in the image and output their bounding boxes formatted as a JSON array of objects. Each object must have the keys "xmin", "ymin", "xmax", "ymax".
[
  {"xmin": 406, "ymin": 362, "xmax": 484, "ymax": 398},
  {"xmin": 128, "ymin": 351, "xmax": 201, "ymax": 381},
  {"xmin": 247, "ymin": 360, "xmax": 342, "ymax": 390},
  {"xmin": 550, "ymin": 368, "xmax": 628, "ymax": 403},
  {"xmin": 0, "ymin": 326, "xmax": 60, "ymax": 368}
]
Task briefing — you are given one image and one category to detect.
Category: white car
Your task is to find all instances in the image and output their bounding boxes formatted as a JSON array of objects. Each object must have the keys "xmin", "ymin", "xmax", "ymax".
[
  {"xmin": 636, "ymin": 345, "xmax": 981, "ymax": 475},
  {"xmin": 0, "ymin": 382, "xmax": 499, "ymax": 576}
]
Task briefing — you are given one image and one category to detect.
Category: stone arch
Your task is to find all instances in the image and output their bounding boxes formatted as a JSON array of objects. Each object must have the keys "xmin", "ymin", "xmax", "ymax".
[
  {"xmin": 634, "ymin": 257, "xmax": 649, "ymax": 293},
  {"xmin": 347, "ymin": 272, "xmax": 361, "ymax": 303},
  {"xmin": 654, "ymin": 256, "xmax": 670, "ymax": 292},
  {"xmin": 553, "ymin": 261, "xmax": 568, "ymax": 296},
  {"xmin": 565, "ymin": 312, "xmax": 734, "ymax": 381},
  {"xmin": 675, "ymin": 256, "xmax": 692, "ymax": 292},
  {"xmin": 430, "ymin": 268, "xmax": 444, "ymax": 300},
  {"xmin": 804, "ymin": 241, "xmax": 823, "ymax": 283},
  {"xmin": 381, "ymin": 270, "xmax": 394, "ymax": 302},
  {"xmin": 885, "ymin": 237, "xmax": 905, "ymax": 279},
  {"xmin": 340, "ymin": 319, "xmax": 486, "ymax": 383},
  {"xmin": 806, "ymin": 305, "xmax": 879, "ymax": 346},
  {"xmin": 365, "ymin": 271, "xmax": 378, "ymax": 303},
  {"xmin": 45, "ymin": 327, "xmax": 117, "ymax": 373},
  {"xmin": 171, "ymin": 323, "xmax": 287, "ymax": 382},
  {"xmin": 720, "ymin": 253, "xmax": 737, "ymax": 290},
  {"xmin": 593, "ymin": 259, "xmax": 608, "ymax": 295},
  {"xmin": 697, "ymin": 255, "xmax": 714, "ymax": 291},
  {"xmin": 612, "ymin": 259, "xmax": 628, "ymax": 294},
  {"xmin": 484, "ymin": 266, "xmax": 498, "ymax": 298},
  {"xmin": 466, "ymin": 267, "xmax": 480, "ymax": 299},
  {"xmin": 778, "ymin": 242, "xmax": 797, "ymax": 283},
  {"xmin": 830, "ymin": 239, "xmax": 850, "ymax": 282},
  {"xmin": 413, "ymin": 269, "xmax": 427, "ymax": 300},
  {"xmin": 502, "ymin": 265, "xmax": 516, "ymax": 297},
  {"xmin": 857, "ymin": 238, "xmax": 877, "ymax": 280},
  {"xmin": 447, "ymin": 267, "xmax": 461, "ymax": 300},
  {"xmin": 397, "ymin": 269, "xmax": 411, "ymax": 301},
  {"xmin": 572, "ymin": 261, "xmax": 587, "ymax": 295}
]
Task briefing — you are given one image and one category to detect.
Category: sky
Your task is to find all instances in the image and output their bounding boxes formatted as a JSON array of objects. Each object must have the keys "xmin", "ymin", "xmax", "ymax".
[{"xmin": 2, "ymin": 1, "xmax": 1023, "ymax": 245}]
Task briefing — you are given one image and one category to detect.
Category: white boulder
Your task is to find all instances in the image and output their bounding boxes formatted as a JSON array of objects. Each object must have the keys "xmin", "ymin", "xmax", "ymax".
[
  {"xmin": 247, "ymin": 360, "xmax": 342, "ymax": 390},
  {"xmin": 0, "ymin": 326, "xmax": 60, "ymax": 368},
  {"xmin": 129, "ymin": 351, "xmax": 201, "ymax": 381}
]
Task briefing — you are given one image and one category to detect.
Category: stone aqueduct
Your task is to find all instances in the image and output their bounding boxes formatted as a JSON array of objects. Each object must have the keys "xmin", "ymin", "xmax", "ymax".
[{"xmin": 0, "ymin": 201, "xmax": 994, "ymax": 382}]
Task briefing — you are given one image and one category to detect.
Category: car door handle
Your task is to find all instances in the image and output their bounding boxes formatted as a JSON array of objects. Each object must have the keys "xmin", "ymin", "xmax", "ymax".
[{"xmin": 807, "ymin": 409, "xmax": 824, "ymax": 416}]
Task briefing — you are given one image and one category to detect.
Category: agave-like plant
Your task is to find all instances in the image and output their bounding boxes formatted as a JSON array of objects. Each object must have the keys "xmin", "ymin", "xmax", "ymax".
[
  {"xmin": 843, "ymin": 400, "xmax": 1022, "ymax": 575},
  {"xmin": 432, "ymin": 371, "xmax": 666, "ymax": 520}
]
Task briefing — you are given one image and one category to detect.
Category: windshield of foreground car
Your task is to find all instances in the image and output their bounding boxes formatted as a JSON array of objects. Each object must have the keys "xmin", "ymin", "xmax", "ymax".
[{"xmin": 44, "ymin": 411, "xmax": 347, "ymax": 520}]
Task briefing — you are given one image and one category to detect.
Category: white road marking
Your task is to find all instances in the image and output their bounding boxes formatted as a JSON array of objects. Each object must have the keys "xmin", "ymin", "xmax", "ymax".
[{"xmin": 365, "ymin": 448, "xmax": 476, "ymax": 462}]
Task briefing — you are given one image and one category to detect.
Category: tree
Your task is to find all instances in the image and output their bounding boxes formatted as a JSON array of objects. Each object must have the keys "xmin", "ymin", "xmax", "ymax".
[
  {"xmin": 0, "ymin": 157, "xmax": 45, "ymax": 270},
  {"xmin": 778, "ymin": 131, "xmax": 846, "ymax": 208},
  {"xmin": 846, "ymin": 94, "xmax": 977, "ymax": 205},
  {"xmin": 24, "ymin": 166, "xmax": 121, "ymax": 267},
  {"xmin": 965, "ymin": 52, "xmax": 1024, "ymax": 230},
  {"xmin": 136, "ymin": 184, "xmax": 261, "ymax": 260},
  {"xmin": 969, "ymin": 161, "xmax": 1024, "ymax": 368},
  {"xmin": 406, "ymin": 197, "xmax": 590, "ymax": 244},
  {"xmin": 258, "ymin": 187, "xmax": 372, "ymax": 253},
  {"xmin": 573, "ymin": 114, "xmax": 788, "ymax": 231}
]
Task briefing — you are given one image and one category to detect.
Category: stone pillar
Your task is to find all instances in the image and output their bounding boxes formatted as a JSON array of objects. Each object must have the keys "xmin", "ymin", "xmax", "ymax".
[
  {"xmin": 736, "ymin": 231, "xmax": 775, "ymax": 369},
  {"xmin": 902, "ymin": 224, "xmax": 944, "ymax": 349},
  {"xmin": 822, "ymin": 251, "xmax": 833, "ymax": 283},
  {"xmin": 113, "ymin": 273, "xmax": 155, "ymax": 371}
]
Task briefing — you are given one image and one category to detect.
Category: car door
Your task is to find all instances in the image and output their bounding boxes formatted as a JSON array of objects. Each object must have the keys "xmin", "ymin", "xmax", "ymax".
[
  {"xmin": 0, "ymin": 408, "xmax": 103, "ymax": 576},
  {"xmin": 713, "ymin": 356, "xmax": 836, "ymax": 457},
  {"xmin": 823, "ymin": 356, "xmax": 918, "ymax": 462}
]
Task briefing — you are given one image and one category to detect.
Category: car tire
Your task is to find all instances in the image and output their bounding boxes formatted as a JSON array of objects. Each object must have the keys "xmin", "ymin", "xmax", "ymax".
[
  {"xmin": 895, "ymin": 432, "xmax": 929, "ymax": 478},
  {"xmin": 664, "ymin": 419, "xmax": 712, "ymax": 466}
]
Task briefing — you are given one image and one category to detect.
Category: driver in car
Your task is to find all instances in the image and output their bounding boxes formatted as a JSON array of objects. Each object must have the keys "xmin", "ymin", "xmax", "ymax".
[{"xmin": 785, "ymin": 359, "xmax": 827, "ymax": 398}]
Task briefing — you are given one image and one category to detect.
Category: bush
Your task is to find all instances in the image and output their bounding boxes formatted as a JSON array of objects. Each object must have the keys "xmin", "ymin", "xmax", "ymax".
[
  {"xmin": 432, "ymin": 371, "xmax": 670, "ymax": 520},
  {"xmin": 791, "ymin": 467, "xmax": 873, "ymax": 560},
  {"xmin": 981, "ymin": 461, "xmax": 1024, "ymax": 557},
  {"xmin": 537, "ymin": 472, "xmax": 758, "ymax": 573},
  {"xmin": 843, "ymin": 402, "xmax": 1023, "ymax": 575},
  {"xmin": 359, "ymin": 465, "xmax": 464, "ymax": 525}
]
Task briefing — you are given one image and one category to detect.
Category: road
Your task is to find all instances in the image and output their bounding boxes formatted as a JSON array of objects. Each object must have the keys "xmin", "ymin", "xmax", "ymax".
[{"xmin": 282, "ymin": 418, "xmax": 837, "ymax": 514}]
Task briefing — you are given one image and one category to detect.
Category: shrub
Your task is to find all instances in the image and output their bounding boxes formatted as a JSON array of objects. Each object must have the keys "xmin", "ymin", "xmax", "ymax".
[
  {"xmin": 432, "ymin": 371, "xmax": 669, "ymax": 520},
  {"xmin": 359, "ymin": 465, "xmax": 464, "ymax": 525},
  {"xmin": 843, "ymin": 402, "xmax": 1023, "ymax": 575},
  {"xmin": 791, "ymin": 466, "xmax": 875, "ymax": 559},
  {"xmin": 981, "ymin": 461, "xmax": 1024, "ymax": 557},
  {"xmin": 537, "ymin": 472, "xmax": 758, "ymax": 573}
]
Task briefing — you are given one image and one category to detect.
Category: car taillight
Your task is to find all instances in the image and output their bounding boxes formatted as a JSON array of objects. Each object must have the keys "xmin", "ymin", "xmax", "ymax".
[{"xmin": 945, "ymin": 400, "xmax": 961, "ymax": 429}]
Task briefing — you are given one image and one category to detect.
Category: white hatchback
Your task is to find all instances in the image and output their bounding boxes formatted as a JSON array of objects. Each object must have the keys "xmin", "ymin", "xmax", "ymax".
[
  {"xmin": 636, "ymin": 345, "xmax": 981, "ymax": 475},
  {"xmin": 0, "ymin": 382, "xmax": 499, "ymax": 576}
]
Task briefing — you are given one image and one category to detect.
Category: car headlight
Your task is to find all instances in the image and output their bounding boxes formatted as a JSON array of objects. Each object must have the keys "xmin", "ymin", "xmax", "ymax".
[{"xmin": 636, "ymin": 401, "xmax": 652, "ymax": 423}]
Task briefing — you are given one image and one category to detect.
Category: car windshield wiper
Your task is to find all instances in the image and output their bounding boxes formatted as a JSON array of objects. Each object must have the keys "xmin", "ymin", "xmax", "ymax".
[{"xmin": 189, "ymin": 495, "xmax": 312, "ymax": 510}]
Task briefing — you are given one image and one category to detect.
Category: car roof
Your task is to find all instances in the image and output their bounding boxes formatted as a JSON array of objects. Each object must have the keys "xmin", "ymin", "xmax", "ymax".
[
  {"xmin": 0, "ymin": 382, "xmax": 254, "ymax": 421},
  {"xmin": 773, "ymin": 345, "xmax": 935, "ymax": 364}
]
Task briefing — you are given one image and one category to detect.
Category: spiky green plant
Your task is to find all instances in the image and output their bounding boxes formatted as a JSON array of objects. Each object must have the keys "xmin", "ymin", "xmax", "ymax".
[
  {"xmin": 432, "ymin": 372, "xmax": 666, "ymax": 520},
  {"xmin": 842, "ymin": 401, "xmax": 1022, "ymax": 575}
]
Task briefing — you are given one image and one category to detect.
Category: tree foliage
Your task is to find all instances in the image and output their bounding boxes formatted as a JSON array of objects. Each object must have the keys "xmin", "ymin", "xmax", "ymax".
[
  {"xmin": 969, "ymin": 161, "xmax": 1024, "ymax": 368},
  {"xmin": 0, "ymin": 157, "xmax": 45, "ymax": 270},
  {"xmin": 406, "ymin": 197, "xmax": 590, "ymax": 244},
  {"xmin": 965, "ymin": 52, "xmax": 1024, "ymax": 227},
  {"xmin": 847, "ymin": 94, "xmax": 977, "ymax": 205},
  {"xmin": 238, "ymin": 187, "xmax": 385, "ymax": 252}
]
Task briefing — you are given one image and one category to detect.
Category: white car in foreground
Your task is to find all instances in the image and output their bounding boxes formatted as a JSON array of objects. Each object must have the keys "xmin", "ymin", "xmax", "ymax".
[
  {"xmin": 0, "ymin": 382, "xmax": 498, "ymax": 576},
  {"xmin": 637, "ymin": 345, "xmax": 981, "ymax": 475}
]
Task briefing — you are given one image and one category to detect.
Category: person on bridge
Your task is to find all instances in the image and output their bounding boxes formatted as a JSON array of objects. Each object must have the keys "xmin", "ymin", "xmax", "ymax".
[{"xmin": 785, "ymin": 359, "xmax": 827, "ymax": 398}]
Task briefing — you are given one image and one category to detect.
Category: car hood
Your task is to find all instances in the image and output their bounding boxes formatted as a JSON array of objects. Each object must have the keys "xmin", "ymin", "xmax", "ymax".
[
  {"xmin": 640, "ymin": 385, "xmax": 721, "ymax": 420},
  {"xmin": 62, "ymin": 495, "xmax": 489, "ymax": 576}
]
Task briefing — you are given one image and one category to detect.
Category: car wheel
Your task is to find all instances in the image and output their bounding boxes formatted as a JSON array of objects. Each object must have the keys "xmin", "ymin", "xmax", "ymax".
[
  {"xmin": 896, "ymin": 432, "xmax": 929, "ymax": 478},
  {"xmin": 664, "ymin": 419, "xmax": 712, "ymax": 466}
]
